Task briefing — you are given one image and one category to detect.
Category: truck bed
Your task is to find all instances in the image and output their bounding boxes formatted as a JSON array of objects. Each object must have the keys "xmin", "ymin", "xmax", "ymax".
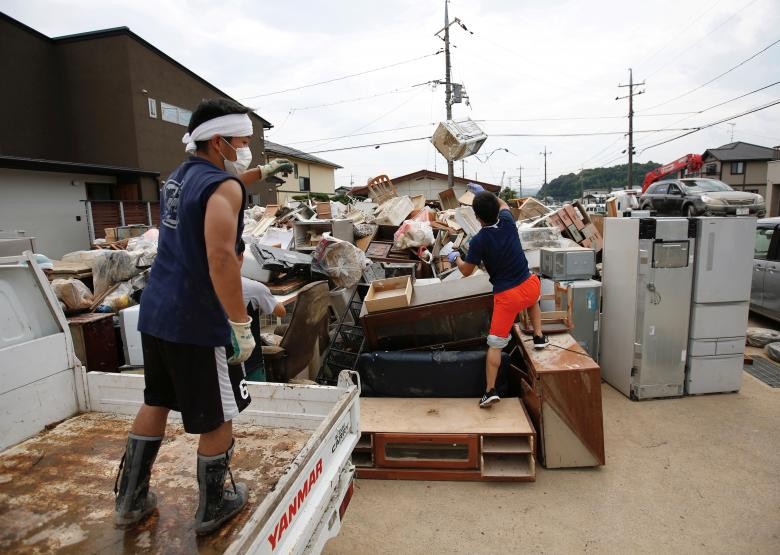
[{"xmin": 0, "ymin": 412, "xmax": 311, "ymax": 554}]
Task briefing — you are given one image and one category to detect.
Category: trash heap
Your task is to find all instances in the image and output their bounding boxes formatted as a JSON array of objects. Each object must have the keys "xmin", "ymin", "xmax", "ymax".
[{"xmin": 38, "ymin": 173, "xmax": 604, "ymax": 379}]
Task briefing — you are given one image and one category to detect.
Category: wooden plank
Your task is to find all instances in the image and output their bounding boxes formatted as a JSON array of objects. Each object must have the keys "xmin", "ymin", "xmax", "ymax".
[
  {"xmin": 481, "ymin": 435, "xmax": 533, "ymax": 454},
  {"xmin": 360, "ymin": 397, "xmax": 534, "ymax": 435}
]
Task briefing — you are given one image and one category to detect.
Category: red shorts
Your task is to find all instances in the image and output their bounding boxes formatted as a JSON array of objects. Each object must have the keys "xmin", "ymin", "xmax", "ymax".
[{"xmin": 489, "ymin": 274, "xmax": 541, "ymax": 341}]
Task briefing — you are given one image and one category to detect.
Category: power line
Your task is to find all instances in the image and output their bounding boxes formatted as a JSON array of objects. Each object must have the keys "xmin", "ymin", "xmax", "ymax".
[
  {"xmin": 307, "ymin": 136, "xmax": 430, "ymax": 154},
  {"xmin": 584, "ymin": 81, "xmax": 780, "ymax": 169},
  {"xmin": 641, "ymin": 37, "xmax": 780, "ymax": 112},
  {"xmin": 643, "ymin": 0, "xmax": 761, "ymax": 79},
  {"xmin": 638, "ymin": 97, "xmax": 780, "ymax": 153},
  {"xmin": 239, "ymin": 51, "xmax": 442, "ymax": 100},
  {"xmin": 286, "ymin": 123, "xmax": 437, "ymax": 145},
  {"xmin": 307, "ymin": 88, "xmax": 428, "ymax": 150},
  {"xmin": 637, "ymin": 0, "xmax": 725, "ymax": 72},
  {"xmin": 287, "ymin": 84, "xmax": 426, "ymax": 112}
]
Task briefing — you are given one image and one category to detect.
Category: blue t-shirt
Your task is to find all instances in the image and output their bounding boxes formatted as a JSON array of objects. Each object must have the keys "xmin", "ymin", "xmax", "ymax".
[
  {"xmin": 465, "ymin": 208, "xmax": 531, "ymax": 293},
  {"xmin": 139, "ymin": 156, "xmax": 245, "ymax": 347}
]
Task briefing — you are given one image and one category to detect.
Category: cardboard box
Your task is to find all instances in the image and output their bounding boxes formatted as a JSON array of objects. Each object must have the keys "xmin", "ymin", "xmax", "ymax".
[
  {"xmin": 564, "ymin": 205, "xmax": 585, "ymax": 230},
  {"xmin": 104, "ymin": 228, "xmax": 117, "ymax": 242},
  {"xmin": 364, "ymin": 276, "xmax": 413, "ymax": 313},
  {"xmin": 557, "ymin": 208, "xmax": 574, "ymax": 227}
]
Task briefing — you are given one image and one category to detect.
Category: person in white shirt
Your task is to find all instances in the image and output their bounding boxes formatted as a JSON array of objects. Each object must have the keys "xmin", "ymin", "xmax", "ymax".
[{"xmin": 241, "ymin": 276, "xmax": 286, "ymax": 381}]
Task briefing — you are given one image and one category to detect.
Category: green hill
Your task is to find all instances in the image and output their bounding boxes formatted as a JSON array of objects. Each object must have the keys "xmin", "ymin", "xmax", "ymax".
[{"xmin": 536, "ymin": 162, "xmax": 661, "ymax": 201}]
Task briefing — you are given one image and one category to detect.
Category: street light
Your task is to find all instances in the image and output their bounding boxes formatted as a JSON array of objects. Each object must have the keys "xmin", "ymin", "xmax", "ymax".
[{"xmin": 474, "ymin": 147, "xmax": 515, "ymax": 163}]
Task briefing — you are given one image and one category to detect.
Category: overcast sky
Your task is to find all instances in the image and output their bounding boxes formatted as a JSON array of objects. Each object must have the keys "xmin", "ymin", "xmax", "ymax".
[{"xmin": 5, "ymin": 0, "xmax": 780, "ymax": 190}]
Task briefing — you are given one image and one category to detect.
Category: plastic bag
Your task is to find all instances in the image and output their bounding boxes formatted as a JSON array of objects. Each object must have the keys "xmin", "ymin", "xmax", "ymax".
[
  {"xmin": 51, "ymin": 278, "xmax": 93, "ymax": 310},
  {"xmin": 127, "ymin": 237, "xmax": 158, "ymax": 267},
  {"xmin": 766, "ymin": 342, "xmax": 780, "ymax": 363},
  {"xmin": 312, "ymin": 235, "xmax": 370, "ymax": 289},
  {"xmin": 746, "ymin": 328, "xmax": 780, "ymax": 347},
  {"xmin": 394, "ymin": 209, "xmax": 435, "ymax": 249},
  {"xmin": 99, "ymin": 281, "xmax": 135, "ymax": 312},
  {"xmin": 62, "ymin": 250, "xmax": 141, "ymax": 296}
]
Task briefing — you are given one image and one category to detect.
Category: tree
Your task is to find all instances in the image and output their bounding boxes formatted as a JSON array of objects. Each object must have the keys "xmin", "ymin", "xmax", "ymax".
[
  {"xmin": 535, "ymin": 162, "xmax": 661, "ymax": 202},
  {"xmin": 499, "ymin": 187, "xmax": 518, "ymax": 202}
]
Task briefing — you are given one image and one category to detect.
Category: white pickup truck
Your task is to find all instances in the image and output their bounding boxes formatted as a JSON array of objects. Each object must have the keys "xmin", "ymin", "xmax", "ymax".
[{"xmin": 0, "ymin": 252, "xmax": 360, "ymax": 554}]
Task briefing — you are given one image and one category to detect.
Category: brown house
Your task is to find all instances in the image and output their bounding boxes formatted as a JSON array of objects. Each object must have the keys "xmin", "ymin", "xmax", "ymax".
[
  {"xmin": 700, "ymin": 142, "xmax": 778, "ymax": 198},
  {"xmin": 0, "ymin": 12, "xmax": 273, "ymax": 249}
]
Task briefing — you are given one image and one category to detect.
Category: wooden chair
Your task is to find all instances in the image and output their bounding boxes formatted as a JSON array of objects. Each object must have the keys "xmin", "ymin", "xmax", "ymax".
[
  {"xmin": 366, "ymin": 175, "xmax": 397, "ymax": 205},
  {"xmin": 262, "ymin": 281, "xmax": 331, "ymax": 382}
]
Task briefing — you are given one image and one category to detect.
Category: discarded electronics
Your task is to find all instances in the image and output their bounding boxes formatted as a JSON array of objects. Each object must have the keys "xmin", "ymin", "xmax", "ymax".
[
  {"xmin": 600, "ymin": 217, "xmax": 695, "ymax": 400},
  {"xmin": 540, "ymin": 247, "xmax": 595, "ymax": 281},
  {"xmin": 556, "ymin": 279, "xmax": 602, "ymax": 361},
  {"xmin": 430, "ymin": 119, "xmax": 487, "ymax": 161},
  {"xmin": 686, "ymin": 217, "xmax": 755, "ymax": 395}
]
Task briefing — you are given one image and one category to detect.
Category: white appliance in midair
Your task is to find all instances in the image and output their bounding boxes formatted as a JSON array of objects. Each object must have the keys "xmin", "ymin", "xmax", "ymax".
[{"xmin": 686, "ymin": 217, "xmax": 756, "ymax": 394}]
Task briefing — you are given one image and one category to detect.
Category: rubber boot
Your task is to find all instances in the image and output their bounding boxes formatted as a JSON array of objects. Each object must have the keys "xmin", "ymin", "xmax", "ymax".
[
  {"xmin": 194, "ymin": 439, "xmax": 248, "ymax": 535},
  {"xmin": 114, "ymin": 433, "xmax": 162, "ymax": 527}
]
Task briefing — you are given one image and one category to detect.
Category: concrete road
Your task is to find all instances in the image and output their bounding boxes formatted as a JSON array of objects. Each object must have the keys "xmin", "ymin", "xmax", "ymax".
[{"xmin": 326, "ymin": 373, "xmax": 780, "ymax": 554}]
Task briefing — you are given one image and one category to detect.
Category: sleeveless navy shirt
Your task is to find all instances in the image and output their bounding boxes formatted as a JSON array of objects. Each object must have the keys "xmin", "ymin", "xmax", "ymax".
[{"xmin": 139, "ymin": 156, "xmax": 245, "ymax": 346}]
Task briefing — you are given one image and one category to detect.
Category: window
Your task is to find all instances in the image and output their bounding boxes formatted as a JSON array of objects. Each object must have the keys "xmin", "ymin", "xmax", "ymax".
[
  {"xmin": 293, "ymin": 163, "xmax": 299, "ymax": 178},
  {"xmin": 161, "ymin": 102, "xmax": 193, "ymax": 127},
  {"xmin": 704, "ymin": 163, "xmax": 717, "ymax": 176},
  {"xmin": 667, "ymin": 184, "xmax": 682, "ymax": 195},
  {"xmin": 86, "ymin": 182, "xmax": 113, "ymax": 200},
  {"xmin": 730, "ymin": 161, "xmax": 745, "ymax": 175},
  {"xmin": 648, "ymin": 184, "xmax": 667, "ymax": 194},
  {"xmin": 148, "ymin": 98, "xmax": 158, "ymax": 118},
  {"xmin": 299, "ymin": 176, "xmax": 311, "ymax": 192},
  {"xmin": 754, "ymin": 227, "xmax": 774, "ymax": 260}
]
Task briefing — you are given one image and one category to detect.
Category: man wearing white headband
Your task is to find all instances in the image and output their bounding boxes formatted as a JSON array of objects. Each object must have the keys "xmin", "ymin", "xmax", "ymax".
[{"xmin": 114, "ymin": 99, "xmax": 291, "ymax": 535}]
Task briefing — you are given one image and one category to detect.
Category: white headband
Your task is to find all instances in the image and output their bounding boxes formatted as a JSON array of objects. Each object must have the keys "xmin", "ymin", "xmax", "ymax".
[{"xmin": 182, "ymin": 113, "xmax": 253, "ymax": 153}]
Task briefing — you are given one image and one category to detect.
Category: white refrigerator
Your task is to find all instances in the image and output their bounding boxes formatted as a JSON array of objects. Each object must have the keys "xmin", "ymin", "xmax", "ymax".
[{"xmin": 686, "ymin": 217, "xmax": 756, "ymax": 394}]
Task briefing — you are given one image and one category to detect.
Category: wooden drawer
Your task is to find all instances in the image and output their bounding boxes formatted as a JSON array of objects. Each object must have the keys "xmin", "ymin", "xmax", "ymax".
[{"xmin": 374, "ymin": 433, "xmax": 479, "ymax": 469}]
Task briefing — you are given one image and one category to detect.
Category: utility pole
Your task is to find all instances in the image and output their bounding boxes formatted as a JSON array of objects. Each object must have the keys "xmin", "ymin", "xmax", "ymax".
[
  {"xmin": 727, "ymin": 122, "xmax": 736, "ymax": 142},
  {"xmin": 617, "ymin": 68, "xmax": 645, "ymax": 189},
  {"xmin": 517, "ymin": 166, "xmax": 523, "ymax": 197},
  {"xmin": 539, "ymin": 147, "xmax": 551, "ymax": 185},
  {"xmin": 444, "ymin": 0, "xmax": 454, "ymax": 188}
]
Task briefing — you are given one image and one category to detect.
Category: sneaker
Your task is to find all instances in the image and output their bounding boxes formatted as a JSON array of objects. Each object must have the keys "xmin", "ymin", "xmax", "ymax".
[
  {"xmin": 479, "ymin": 389, "xmax": 500, "ymax": 408},
  {"xmin": 533, "ymin": 335, "xmax": 550, "ymax": 349}
]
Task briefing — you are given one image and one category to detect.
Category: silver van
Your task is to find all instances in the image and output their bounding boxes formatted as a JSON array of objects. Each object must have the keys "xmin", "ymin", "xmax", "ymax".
[{"xmin": 751, "ymin": 217, "xmax": 780, "ymax": 322}]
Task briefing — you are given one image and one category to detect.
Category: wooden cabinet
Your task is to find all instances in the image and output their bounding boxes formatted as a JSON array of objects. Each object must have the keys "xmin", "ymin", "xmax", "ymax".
[
  {"xmin": 67, "ymin": 313, "xmax": 118, "ymax": 373},
  {"xmin": 359, "ymin": 274, "xmax": 494, "ymax": 351},
  {"xmin": 513, "ymin": 326, "xmax": 605, "ymax": 468},
  {"xmin": 354, "ymin": 397, "xmax": 536, "ymax": 482}
]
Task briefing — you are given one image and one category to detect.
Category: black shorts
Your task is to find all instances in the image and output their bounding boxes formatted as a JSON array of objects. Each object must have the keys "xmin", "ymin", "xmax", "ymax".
[{"xmin": 141, "ymin": 333, "xmax": 252, "ymax": 434}]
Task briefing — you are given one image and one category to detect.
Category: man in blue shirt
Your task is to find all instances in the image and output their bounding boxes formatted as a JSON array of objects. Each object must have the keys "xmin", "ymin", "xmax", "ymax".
[
  {"xmin": 113, "ymin": 99, "xmax": 291, "ymax": 534},
  {"xmin": 450, "ymin": 186, "xmax": 548, "ymax": 408}
]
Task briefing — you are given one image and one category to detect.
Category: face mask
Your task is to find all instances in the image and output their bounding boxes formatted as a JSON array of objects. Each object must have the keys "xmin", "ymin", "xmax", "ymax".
[{"xmin": 220, "ymin": 137, "xmax": 252, "ymax": 176}]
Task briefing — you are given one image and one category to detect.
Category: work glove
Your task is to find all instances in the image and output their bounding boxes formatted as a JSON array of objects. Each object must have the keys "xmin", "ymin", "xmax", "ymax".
[
  {"xmin": 258, "ymin": 158, "xmax": 294, "ymax": 178},
  {"xmin": 447, "ymin": 251, "xmax": 460, "ymax": 264},
  {"xmin": 466, "ymin": 183, "xmax": 485, "ymax": 195},
  {"xmin": 228, "ymin": 317, "xmax": 255, "ymax": 365}
]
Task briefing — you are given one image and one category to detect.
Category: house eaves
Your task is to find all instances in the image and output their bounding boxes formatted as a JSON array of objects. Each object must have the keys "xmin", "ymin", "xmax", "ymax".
[
  {"xmin": 702, "ymin": 141, "xmax": 777, "ymax": 162},
  {"xmin": 264, "ymin": 140, "xmax": 343, "ymax": 169},
  {"xmin": 0, "ymin": 155, "xmax": 160, "ymax": 178}
]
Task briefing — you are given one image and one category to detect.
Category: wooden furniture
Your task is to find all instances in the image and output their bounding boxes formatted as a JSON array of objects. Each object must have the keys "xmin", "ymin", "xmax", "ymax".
[
  {"xmin": 359, "ymin": 273, "xmax": 493, "ymax": 351},
  {"xmin": 366, "ymin": 175, "xmax": 397, "ymax": 204},
  {"xmin": 518, "ymin": 281, "xmax": 573, "ymax": 335},
  {"xmin": 513, "ymin": 326, "xmax": 605, "ymax": 468},
  {"xmin": 67, "ymin": 313, "xmax": 118, "ymax": 373},
  {"xmin": 262, "ymin": 281, "xmax": 330, "ymax": 382},
  {"xmin": 354, "ymin": 397, "xmax": 536, "ymax": 481}
]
